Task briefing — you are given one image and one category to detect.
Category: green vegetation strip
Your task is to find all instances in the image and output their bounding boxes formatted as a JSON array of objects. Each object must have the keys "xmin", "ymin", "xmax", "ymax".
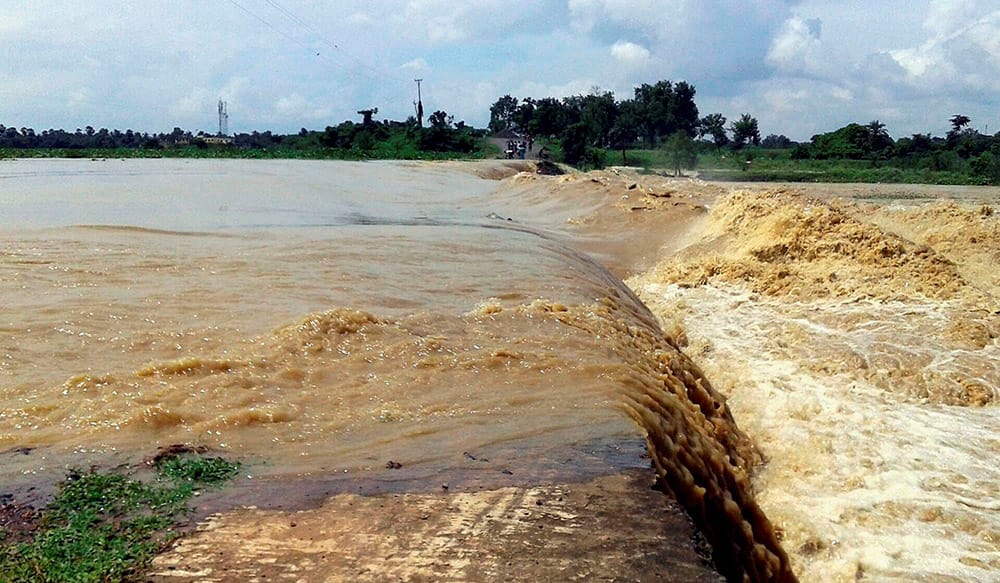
[
  {"xmin": 0, "ymin": 454, "xmax": 239, "ymax": 583},
  {"xmin": 617, "ymin": 148, "xmax": 995, "ymax": 186},
  {"xmin": 0, "ymin": 144, "xmax": 494, "ymax": 162}
]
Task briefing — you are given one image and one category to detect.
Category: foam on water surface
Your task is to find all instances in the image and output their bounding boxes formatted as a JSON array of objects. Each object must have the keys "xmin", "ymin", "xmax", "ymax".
[{"xmin": 631, "ymin": 187, "xmax": 1000, "ymax": 581}]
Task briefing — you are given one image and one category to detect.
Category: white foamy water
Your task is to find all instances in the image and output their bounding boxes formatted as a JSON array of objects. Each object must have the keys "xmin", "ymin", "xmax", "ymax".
[{"xmin": 634, "ymin": 276, "xmax": 1000, "ymax": 581}]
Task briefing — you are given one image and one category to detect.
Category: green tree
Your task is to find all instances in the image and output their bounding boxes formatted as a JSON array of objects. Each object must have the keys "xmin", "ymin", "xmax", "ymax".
[
  {"xmin": 428, "ymin": 110, "xmax": 453, "ymax": 129},
  {"xmin": 865, "ymin": 120, "xmax": 889, "ymax": 144},
  {"xmin": 864, "ymin": 120, "xmax": 893, "ymax": 162},
  {"xmin": 893, "ymin": 132, "xmax": 934, "ymax": 158},
  {"xmin": 488, "ymin": 95, "xmax": 519, "ymax": 133},
  {"xmin": 609, "ymin": 101, "xmax": 640, "ymax": 164},
  {"xmin": 579, "ymin": 90, "xmax": 619, "ymax": 147},
  {"xmin": 560, "ymin": 122, "xmax": 605, "ymax": 168},
  {"xmin": 560, "ymin": 122, "xmax": 590, "ymax": 167},
  {"xmin": 663, "ymin": 131, "xmax": 697, "ymax": 176},
  {"xmin": 353, "ymin": 130, "xmax": 375, "ymax": 151},
  {"xmin": 970, "ymin": 151, "xmax": 1000, "ymax": 183},
  {"xmin": 672, "ymin": 81, "xmax": 700, "ymax": 137},
  {"xmin": 729, "ymin": 113, "xmax": 760, "ymax": 149},
  {"xmin": 699, "ymin": 113, "xmax": 728, "ymax": 149},
  {"xmin": 808, "ymin": 123, "xmax": 871, "ymax": 159},
  {"xmin": 512, "ymin": 97, "xmax": 536, "ymax": 133},
  {"xmin": 528, "ymin": 97, "xmax": 568, "ymax": 137},
  {"xmin": 950, "ymin": 114, "xmax": 971, "ymax": 134},
  {"xmin": 761, "ymin": 134, "xmax": 793, "ymax": 149},
  {"xmin": 421, "ymin": 110, "xmax": 476, "ymax": 153},
  {"xmin": 632, "ymin": 80, "xmax": 699, "ymax": 146}
]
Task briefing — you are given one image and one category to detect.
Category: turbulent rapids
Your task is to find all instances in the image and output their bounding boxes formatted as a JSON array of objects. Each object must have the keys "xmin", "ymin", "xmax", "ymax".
[{"xmin": 2, "ymin": 159, "xmax": 998, "ymax": 581}]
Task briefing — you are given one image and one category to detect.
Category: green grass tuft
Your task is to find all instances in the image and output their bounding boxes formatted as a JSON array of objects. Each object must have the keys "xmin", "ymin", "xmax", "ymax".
[
  {"xmin": 155, "ymin": 455, "xmax": 240, "ymax": 485},
  {"xmin": 0, "ymin": 453, "xmax": 240, "ymax": 582}
]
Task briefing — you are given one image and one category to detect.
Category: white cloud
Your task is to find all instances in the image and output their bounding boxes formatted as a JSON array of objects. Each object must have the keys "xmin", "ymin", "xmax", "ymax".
[
  {"xmin": 274, "ymin": 94, "xmax": 307, "ymax": 115},
  {"xmin": 273, "ymin": 93, "xmax": 332, "ymax": 121},
  {"xmin": 569, "ymin": 0, "xmax": 688, "ymax": 38},
  {"xmin": 923, "ymin": 0, "xmax": 981, "ymax": 37},
  {"xmin": 766, "ymin": 16, "xmax": 824, "ymax": 74},
  {"xmin": 66, "ymin": 88, "xmax": 91, "ymax": 110},
  {"xmin": 887, "ymin": 2, "xmax": 1000, "ymax": 91},
  {"xmin": 0, "ymin": 12, "xmax": 26, "ymax": 35},
  {"xmin": 516, "ymin": 78, "xmax": 603, "ymax": 100},
  {"xmin": 831, "ymin": 87, "xmax": 853, "ymax": 102},
  {"xmin": 400, "ymin": 58, "xmax": 431, "ymax": 74},
  {"xmin": 889, "ymin": 44, "xmax": 946, "ymax": 78},
  {"xmin": 471, "ymin": 81, "xmax": 498, "ymax": 112},
  {"xmin": 395, "ymin": 0, "xmax": 552, "ymax": 45},
  {"xmin": 346, "ymin": 12, "xmax": 376, "ymax": 27},
  {"xmin": 1, "ymin": 0, "xmax": 998, "ymax": 139},
  {"xmin": 610, "ymin": 41, "xmax": 650, "ymax": 67},
  {"xmin": 170, "ymin": 77, "xmax": 249, "ymax": 125},
  {"xmin": 761, "ymin": 86, "xmax": 809, "ymax": 114}
]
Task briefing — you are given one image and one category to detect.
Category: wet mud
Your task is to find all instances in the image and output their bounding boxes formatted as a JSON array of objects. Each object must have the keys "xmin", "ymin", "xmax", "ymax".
[{"xmin": 150, "ymin": 469, "xmax": 722, "ymax": 583}]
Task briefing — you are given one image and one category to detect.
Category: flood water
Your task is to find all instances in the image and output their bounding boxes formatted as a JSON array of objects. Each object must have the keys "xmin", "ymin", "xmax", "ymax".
[
  {"xmin": 0, "ymin": 160, "xmax": 644, "ymax": 477},
  {"xmin": 2, "ymin": 159, "xmax": 998, "ymax": 581}
]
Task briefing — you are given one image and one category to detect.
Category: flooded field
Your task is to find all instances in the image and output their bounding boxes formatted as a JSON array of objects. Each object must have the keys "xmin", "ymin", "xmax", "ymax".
[{"xmin": 1, "ymin": 159, "xmax": 997, "ymax": 581}]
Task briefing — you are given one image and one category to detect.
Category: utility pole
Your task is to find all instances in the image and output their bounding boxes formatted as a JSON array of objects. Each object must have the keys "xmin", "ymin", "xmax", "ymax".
[{"xmin": 414, "ymin": 79, "xmax": 424, "ymax": 128}]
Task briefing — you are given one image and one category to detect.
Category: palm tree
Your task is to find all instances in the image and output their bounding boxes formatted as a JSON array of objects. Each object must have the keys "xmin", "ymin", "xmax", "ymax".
[
  {"xmin": 866, "ymin": 119, "xmax": 890, "ymax": 150},
  {"xmin": 949, "ymin": 114, "xmax": 971, "ymax": 134}
]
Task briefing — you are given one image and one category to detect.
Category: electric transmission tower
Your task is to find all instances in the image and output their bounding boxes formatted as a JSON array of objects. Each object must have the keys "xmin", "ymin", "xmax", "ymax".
[{"xmin": 218, "ymin": 99, "xmax": 229, "ymax": 136}]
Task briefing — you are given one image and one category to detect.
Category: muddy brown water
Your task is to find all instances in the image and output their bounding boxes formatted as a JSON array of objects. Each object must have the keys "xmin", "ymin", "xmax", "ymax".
[
  {"xmin": 9, "ymin": 160, "xmax": 996, "ymax": 581},
  {"xmin": 0, "ymin": 160, "xmax": 694, "ymax": 483},
  {"xmin": 2, "ymin": 159, "xmax": 785, "ymax": 581}
]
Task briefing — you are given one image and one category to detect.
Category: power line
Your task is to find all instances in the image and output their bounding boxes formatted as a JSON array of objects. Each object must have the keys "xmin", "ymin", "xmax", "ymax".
[
  {"xmin": 225, "ymin": 0, "xmax": 313, "ymax": 54},
  {"xmin": 262, "ymin": 0, "xmax": 337, "ymax": 50},
  {"xmin": 227, "ymin": 0, "xmax": 393, "ymax": 85},
  {"xmin": 226, "ymin": 0, "xmax": 433, "ymax": 122},
  {"xmin": 237, "ymin": 0, "xmax": 420, "ymax": 105},
  {"xmin": 259, "ymin": 0, "xmax": 404, "ymax": 85},
  {"xmin": 225, "ymin": 1, "xmax": 387, "ymax": 119}
]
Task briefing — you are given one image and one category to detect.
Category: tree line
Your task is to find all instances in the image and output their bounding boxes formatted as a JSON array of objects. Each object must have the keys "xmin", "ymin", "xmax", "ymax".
[
  {"xmin": 5, "ymin": 86, "xmax": 999, "ymax": 184},
  {"xmin": 489, "ymin": 82, "xmax": 1000, "ymax": 184},
  {"xmin": 775, "ymin": 115, "xmax": 1000, "ymax": 182},
  {"xmin": 487, "ymin": 80, "xmax": 763, "ymax": 167},
  {"xmin": 0, "ymin": 109, "xmax": 483, "ymax": 157},
  {"xmin": 0, "ymin": 124, "xmax": 319, "ymax": 150}
]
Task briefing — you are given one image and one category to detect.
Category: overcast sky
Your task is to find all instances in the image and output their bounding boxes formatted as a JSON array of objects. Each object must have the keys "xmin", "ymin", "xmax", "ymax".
[{"xmin": 1, "ymin": 0, "xmax": 998, "ymax": 140}]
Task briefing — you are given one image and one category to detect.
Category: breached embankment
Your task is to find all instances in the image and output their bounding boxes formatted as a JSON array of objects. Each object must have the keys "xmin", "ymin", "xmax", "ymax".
[
  {"xmin": 628, "ymin": 183, "xmax": 999, "ymax": 581},
  {"xmin": 16, "ymin": 160, "xmax": 996, "ymax": 581},
  {"xmin": 140, "ymin": 267, "xmax": 795, "ymax": 581},
  {"xmin": 2, "ymin": 159, "xmax": 794, "ymax": 582}
]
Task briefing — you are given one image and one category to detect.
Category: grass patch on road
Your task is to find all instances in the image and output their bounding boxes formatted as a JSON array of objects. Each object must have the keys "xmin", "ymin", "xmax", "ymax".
[{"xmin": 0, "ymin": 451, "xmax": 239, "ymax": 583}]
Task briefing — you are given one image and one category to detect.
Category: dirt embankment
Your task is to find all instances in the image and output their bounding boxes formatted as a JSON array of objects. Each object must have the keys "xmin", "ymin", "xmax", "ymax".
[
  {"xmin": 646, "ymin": 189, "xmax": 982, "ymax": 303},
  {"xmin": 862, "ymin": 200, "xmax": 1000, "ymax": 298}
]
